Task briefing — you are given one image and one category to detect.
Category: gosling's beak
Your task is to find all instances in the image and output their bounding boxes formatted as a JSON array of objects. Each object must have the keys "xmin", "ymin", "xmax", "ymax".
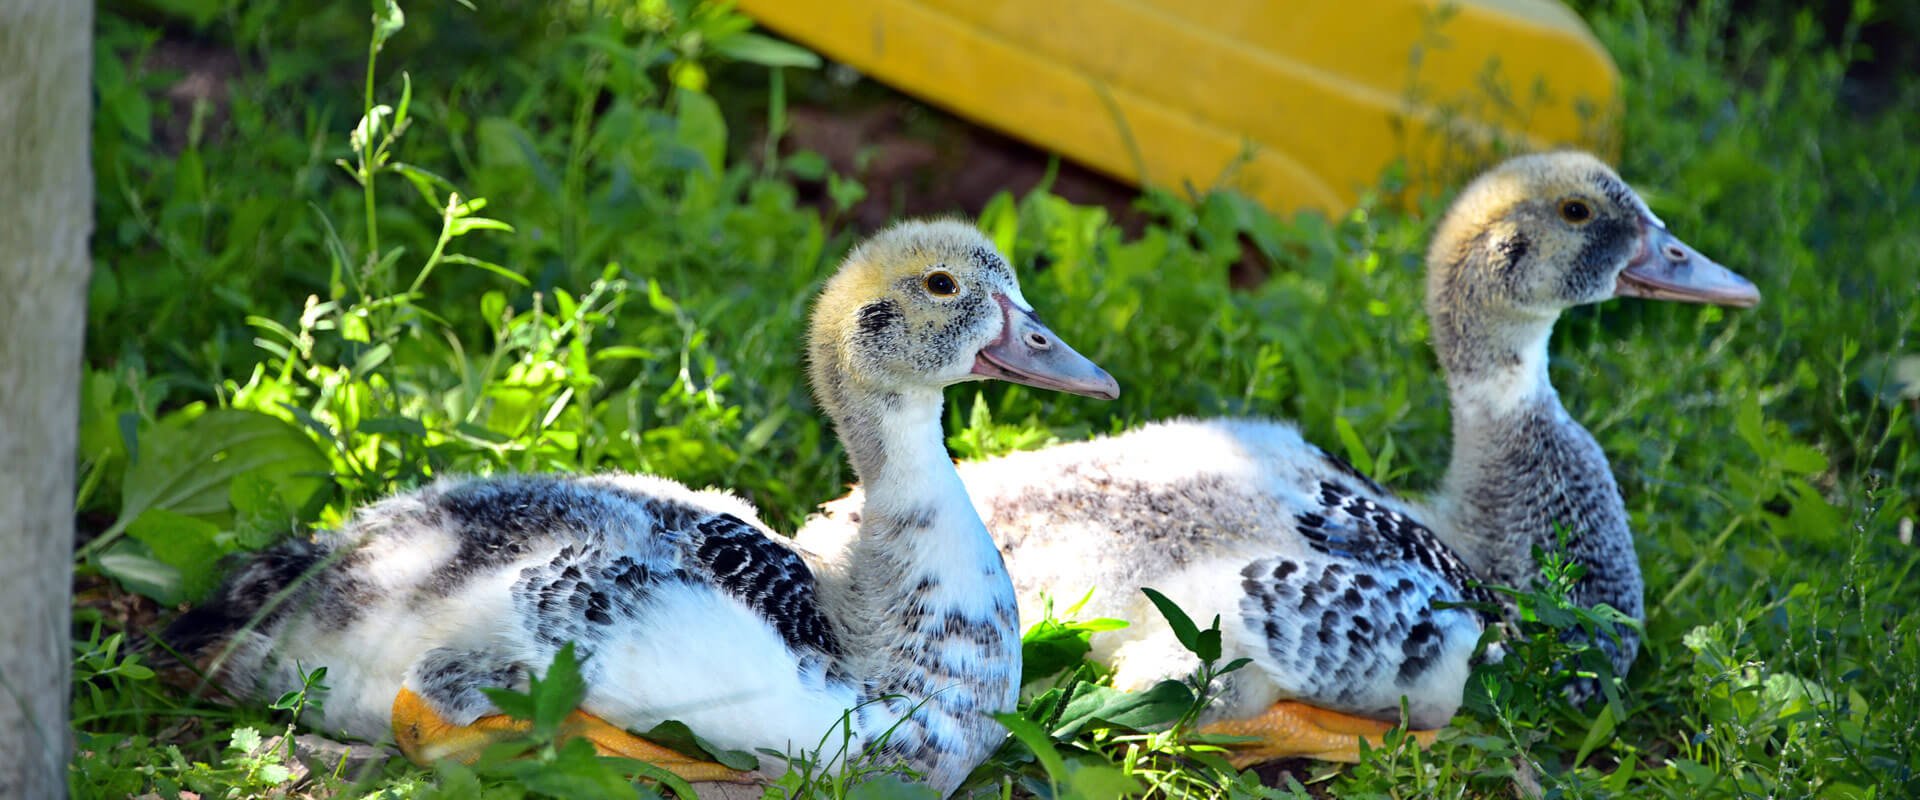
[
  {"xmin": 1616, "ymin": 216, "xmax": 1761, "ymax": 307},
  {"xmin": 971, "ymin": 294, "xmax": 1120, "ymax": 400}
]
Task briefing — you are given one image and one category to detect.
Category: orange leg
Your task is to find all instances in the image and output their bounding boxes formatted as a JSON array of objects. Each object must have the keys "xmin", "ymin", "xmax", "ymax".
[
  {"xmin": 1198, "ymin": 700, "xmax": 1440, "ymax": 766},
  {"xmin": 391, "ymin": 687, "xmax": 752, "ymax": 783}
]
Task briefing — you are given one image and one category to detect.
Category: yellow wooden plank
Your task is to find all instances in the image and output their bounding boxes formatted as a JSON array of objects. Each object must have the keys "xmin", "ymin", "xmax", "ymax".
[{"xmin": 739, "ymin": 0, "xmax": 1616, "ymax": 216}]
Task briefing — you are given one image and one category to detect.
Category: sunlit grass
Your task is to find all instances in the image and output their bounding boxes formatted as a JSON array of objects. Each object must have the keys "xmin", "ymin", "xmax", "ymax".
[{"xmin": 72, "ymin": 0, "xmax": 1917, "ymax": 797}]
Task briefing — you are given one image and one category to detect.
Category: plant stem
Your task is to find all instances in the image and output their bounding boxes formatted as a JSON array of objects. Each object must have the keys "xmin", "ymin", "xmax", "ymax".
[
  {"xmin": 407, "ymin": 193, "xmax": 460, "ymax": 296},
  {"xmin": 1659, "ymin": 516, "xmax": 1745, "ymax": 609},
  {"xmin": 361, "ymin": 38, "xmax": 381, "ymax": 295}
]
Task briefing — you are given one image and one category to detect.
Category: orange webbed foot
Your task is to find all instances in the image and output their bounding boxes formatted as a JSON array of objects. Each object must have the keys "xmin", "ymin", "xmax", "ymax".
[
  {"xmin": 391, "ymin": 687, "xmax": 752, "ymax": 783},
  {"xmin": 1198, "ymin": 700, "xmax": 1440, "ymax": 766}
]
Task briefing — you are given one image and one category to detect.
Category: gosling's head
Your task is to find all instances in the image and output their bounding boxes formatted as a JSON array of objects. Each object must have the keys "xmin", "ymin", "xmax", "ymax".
[
  {"xmin": 807, "ymin": 220, "xmax": 1119, "ymax": 419},
  {"xmin": 1426, "ymin": 151, "xmax": 1760, "ymax": 326}
]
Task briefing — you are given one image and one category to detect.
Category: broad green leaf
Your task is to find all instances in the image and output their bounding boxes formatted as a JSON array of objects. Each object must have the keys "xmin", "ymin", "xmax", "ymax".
[
  {"xmin": 1193, "ymin": 625, "xmax": 1223, "ymax": 663},
  {"xmin": 229, "ymin": 472, "xmax": 313, "ymax": 550},
  {"xmin": 127, "ymin": 509, "xmax": 225, "ymax": 602},
  {"xmin": 1140, "ymin": 587, "xmax": 1202, "ymax": 654},
  {"xmin": 533, "ymin": 642, "xmax": 589, "ymax": 732},
  {"xmin": 1670, "ymin": 757, "xmax": 1718, "ymax": 787},
  {"xmin": 1021, "ymin": 685, "xmax": 1067, "ymax": 733},
  {"xmin": 101, "ymin": 409, "xmax": 330, "ymax": 558},
  {"xmin": 994, "ymin": 713, "xmax": 1067, "ymax": 791},
  {"xmin": 1063, "ymin": 762, "xmax": 1142, "ymax": 798},
  {"xmin": 1734, "ymin": 395, "xmax": 1769, "ymax": 459},
  {"xmin": 1052, "ymin": 680, "xmax": 1192, "ymax": 736},
  {"xmin": 1020, "ymin": 619, "xmax": 1095, "ymax": 683},
  {"xmin": 340, "ymin": 311, "xmax": 372, "ymax": 343},
  {"xmin": 478, "ymin": 686, "xmax": 535, "ymax": 723},
  {"xmin": 95, "ymin": 540, "xmax": 185, "ymax": 605},
  {"xmin": 1775, "ymin": 443, "xmax": 1829, "ymax": 475},
  {"xmin": 979, "ymin": 192, "xmax": 1019, "ymax": 252},
  {"xmin": 638, "ymin": 720, "xmax": 760, "ymax": 772},
  {"xmin": 229, "ymin": 726, "xmax": 263, "ymax": 754},
  {"xmin": 1529, "ymin": 597, "xmax": 1577, "ymax": 629},
  {"xmin": 1777, "ymin": 480, "xmax": 1843, "ymax": 543}
]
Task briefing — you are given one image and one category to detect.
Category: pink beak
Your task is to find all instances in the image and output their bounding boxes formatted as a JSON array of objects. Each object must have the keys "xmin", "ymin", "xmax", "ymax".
[
  {"xmin": 970, "ymin": 294, "xmax": 1120, "ymax": 400},
  {"xmin": 1615, "ymin": 215, "xmax": 1761, "ymax": 307}
]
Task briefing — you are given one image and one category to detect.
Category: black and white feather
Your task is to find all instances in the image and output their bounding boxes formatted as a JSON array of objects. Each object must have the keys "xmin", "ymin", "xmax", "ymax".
[
  {"xmin": 173, "ymin": 473, "xmax": 861, "ymax": 750},
  {"xmin": 802, "ymin": 418, "xmax": 1498, "ymax": 729}
]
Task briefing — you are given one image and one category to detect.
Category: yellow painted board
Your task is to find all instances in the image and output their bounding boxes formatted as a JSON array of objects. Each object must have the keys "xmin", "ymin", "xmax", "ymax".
[{"xmin": 738, "ymin": 0, "xmax": 1619, "ymax": 216}]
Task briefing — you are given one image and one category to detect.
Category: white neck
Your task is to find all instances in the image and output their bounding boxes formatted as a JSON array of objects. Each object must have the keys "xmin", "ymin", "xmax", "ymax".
[
  {"xmin": 1422, "ymin": 312, "xmax": 1645, "ymax": 677},
  {"xmin": 1444, "ymin": 325, "xmax": 1556, "ymax": 424},
  {"xmin": 822, "ymin": 380, "xmax": 1020, "ymax": 795},
  {"xmin": 847, "ymin": 389, "xmax": 970, "ymax": 518},
  {"xmin": 1430, "ymin": 316, "xmax": 1561, "ymax": 572}
]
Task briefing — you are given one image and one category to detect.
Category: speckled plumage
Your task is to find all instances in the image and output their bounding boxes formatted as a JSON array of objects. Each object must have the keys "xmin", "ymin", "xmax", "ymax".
[
  {"xmin": 170, "ymin": 220, "xmax": 1119, "ymax": 797},
  {"xmin": 176, "ymin": 472, "xmax": 862, "ymax": 753},
  {"xmin": 804, "ymin": 153, "xmax": 1759, "ymax": 735},
  {"xmin": 1426, "ymin": 393, "xmax": 1643, "ymax": 700},
  {"xmin": 803, "ymin": 418, "xmax": 1491, "ymax": 728}
]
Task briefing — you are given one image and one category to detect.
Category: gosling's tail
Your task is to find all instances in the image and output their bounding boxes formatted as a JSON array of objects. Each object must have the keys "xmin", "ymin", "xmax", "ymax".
[{"xmin": 159, "ymin": 537, "xmax": 331, "ymax": 687}]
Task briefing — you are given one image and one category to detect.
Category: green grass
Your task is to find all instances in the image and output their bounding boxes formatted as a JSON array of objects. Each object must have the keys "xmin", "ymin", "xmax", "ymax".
[{"xmin": 72, "ymin": 0, "xmax": 1917, "ymax": 797}]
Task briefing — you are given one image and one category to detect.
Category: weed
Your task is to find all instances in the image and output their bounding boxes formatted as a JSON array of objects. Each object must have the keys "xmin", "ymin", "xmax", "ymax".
[{"xmin": 70, "ymin": 0, "xmax": 1919, "ymax": 797}]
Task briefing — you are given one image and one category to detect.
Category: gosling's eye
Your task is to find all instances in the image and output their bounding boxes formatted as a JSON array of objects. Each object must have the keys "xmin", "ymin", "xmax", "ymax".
[
  {"xmin": 1559, "ymin": 199, "xmax": 1592, "ymax": 224},
  {"xmin": 923, "ymin": 271, "xmax": 960, "ymax": 296}
]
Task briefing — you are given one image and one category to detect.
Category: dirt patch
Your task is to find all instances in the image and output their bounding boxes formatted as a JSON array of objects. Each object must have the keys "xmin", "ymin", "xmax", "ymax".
[
  {"xmin": 755, "ymin": 79, "xmax": 1272, "ymax": 285},
  {"xmin": 139, "ymin": 37, "xmax": 242, "ymax": 153},
  {"xmin": 774, "ymin": 98, "xmax": 1148, "ymax": 235}
]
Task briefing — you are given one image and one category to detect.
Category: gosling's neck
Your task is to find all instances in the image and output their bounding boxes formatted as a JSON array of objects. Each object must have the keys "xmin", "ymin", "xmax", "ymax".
[
  {"xmin": 1426, "ymin": 305, "xmax": 1644, "ymax": 675},
  {"xmin": 816, "ymin": 367, "xmax": 1019, "ymax": 795}
]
